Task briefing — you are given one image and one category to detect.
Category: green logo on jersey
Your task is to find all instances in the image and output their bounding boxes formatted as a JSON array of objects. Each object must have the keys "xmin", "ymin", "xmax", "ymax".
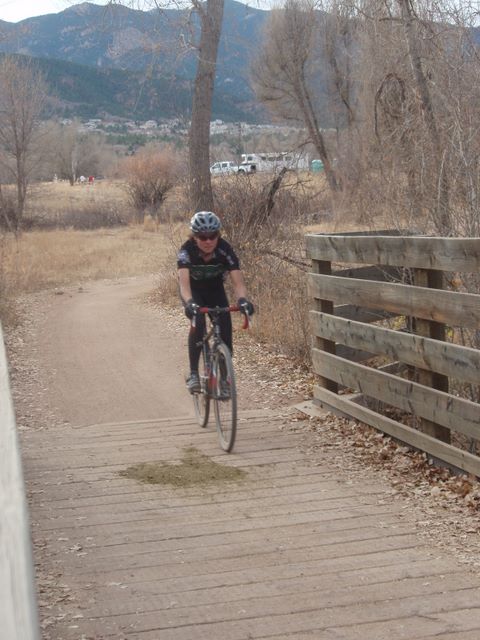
[{"xmin": 190, "ymin": 263, "xmax": 226, "ymax": 281}]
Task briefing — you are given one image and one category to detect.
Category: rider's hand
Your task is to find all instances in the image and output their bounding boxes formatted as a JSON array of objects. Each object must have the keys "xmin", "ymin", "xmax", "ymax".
[
  {"xmin": 238, "ymin": 297, "xmax": 254, "ymax": 316},
  {"xmin": 184, "ymin": 299, "xmax": 199, "ymax": 319}
]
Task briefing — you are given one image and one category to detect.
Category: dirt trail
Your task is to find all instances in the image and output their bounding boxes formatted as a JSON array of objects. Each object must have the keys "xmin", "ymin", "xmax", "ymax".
[{"xmin": 26, "ymin": 275, "xmax": 193, "ymax": 426}]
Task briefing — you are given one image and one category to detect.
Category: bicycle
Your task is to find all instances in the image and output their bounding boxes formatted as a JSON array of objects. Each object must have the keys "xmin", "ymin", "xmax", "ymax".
[{"xmin": 191, "ymin": 305, "xmax": 249, "ymax": 452}]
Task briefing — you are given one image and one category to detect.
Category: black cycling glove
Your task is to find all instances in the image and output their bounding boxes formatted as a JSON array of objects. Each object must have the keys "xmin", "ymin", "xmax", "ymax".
[
  {"xmin": 184, "ymin": 299, "xmax": 199, "ymax": 319},
  {"xmin": 238, "ymin": 297, "xmax": 255, "ymax": 315}
]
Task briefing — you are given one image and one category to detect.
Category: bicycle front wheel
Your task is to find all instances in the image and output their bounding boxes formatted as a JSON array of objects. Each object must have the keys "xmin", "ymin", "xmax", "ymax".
[
  {"xmin": 192, "ymin": 350, "xmax": 210, "ymax": 428},
  {"xmin": 213, "ymin": 342, "xmax": 237, "ymax": 452}
]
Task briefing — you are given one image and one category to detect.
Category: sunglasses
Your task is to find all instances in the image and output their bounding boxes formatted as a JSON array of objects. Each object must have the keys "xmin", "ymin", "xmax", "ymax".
[{"xmin": 195, "ymin": 232, "xmax": 219, "ymax": 241}]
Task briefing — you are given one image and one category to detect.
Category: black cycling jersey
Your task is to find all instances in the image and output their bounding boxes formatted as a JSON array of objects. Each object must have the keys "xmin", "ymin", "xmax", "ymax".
[{"xmin": 177, "ymin": 238, "xmax": 240, "ymax": 291}]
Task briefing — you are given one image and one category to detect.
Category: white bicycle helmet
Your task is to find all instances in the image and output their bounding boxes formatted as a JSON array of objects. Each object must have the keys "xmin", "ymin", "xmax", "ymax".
[{"xmin": 190, "ymin": 211, "xmax": 222, "ymax": 234}]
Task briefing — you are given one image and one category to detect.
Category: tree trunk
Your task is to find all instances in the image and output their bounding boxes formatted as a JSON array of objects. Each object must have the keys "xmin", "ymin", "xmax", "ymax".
[
  {"xmin": 189, "ymin": 0, "xmax": 224, "ymax": 212},
  {"xmin": 398, "ymin": 0, "xmax": 450, "ymax": 233},
  {"xmin": 296, "ymin": 71, "xmax": 341, "ymax": 192}
]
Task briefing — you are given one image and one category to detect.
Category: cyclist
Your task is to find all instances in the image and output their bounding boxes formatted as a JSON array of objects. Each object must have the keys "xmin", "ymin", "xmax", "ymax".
[{"xmin": 177, "ymin": 211, "xmax": 254, "ymax": 393}]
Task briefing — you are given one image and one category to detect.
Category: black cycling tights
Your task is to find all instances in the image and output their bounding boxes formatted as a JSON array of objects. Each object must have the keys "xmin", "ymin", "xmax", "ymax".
[{"xmin": 188, "ymin": 289, "xmax": 232, "ymax": 373}]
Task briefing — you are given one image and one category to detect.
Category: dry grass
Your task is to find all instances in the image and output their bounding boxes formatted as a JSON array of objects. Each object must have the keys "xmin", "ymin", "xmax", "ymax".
[
  {"xmin": 1, "ymin": 226, "xmax": 171, "ymax": 297},
  {"xmin": 27, "ymin": 179, "xmax": 127, "ymax": 215}
]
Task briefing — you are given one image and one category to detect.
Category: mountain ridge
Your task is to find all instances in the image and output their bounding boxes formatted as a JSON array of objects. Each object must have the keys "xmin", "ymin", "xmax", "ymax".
[{"xmin": 0, "ymin": 1, "xmax": 269, "ymax": 122}]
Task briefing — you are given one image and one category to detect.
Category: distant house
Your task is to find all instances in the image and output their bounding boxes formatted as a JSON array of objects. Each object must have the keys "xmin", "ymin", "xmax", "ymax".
[{"xmin": 210, "ymin": 119, "xmax": 227, "ymax": 134}]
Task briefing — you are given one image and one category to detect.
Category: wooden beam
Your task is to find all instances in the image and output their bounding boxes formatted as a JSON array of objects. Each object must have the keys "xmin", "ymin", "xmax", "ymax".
[
  {"xmin": 313, "ymin": 386, "xmax": 480, "ymax": 477},
  {"xmin": 306, "ymin": 235, "xmax": 480, "ymax": 272},
  {"xmin": 310, "ymin": 311, "xmax": 480, "ymax": 384},
  {"xmin": 412, "ymin": 268, "xmax": 449, "ymax": 442},
  {"xmin": 308, "ymin": 273, "xmax": 480, "ymax": 329},
  {"xmin": 311, "ymin": 259, "xmax": 337, "ymax": 393},
  {"xmin": 311, "ymin": 349, "xmax": 480, "ymax": 441}
]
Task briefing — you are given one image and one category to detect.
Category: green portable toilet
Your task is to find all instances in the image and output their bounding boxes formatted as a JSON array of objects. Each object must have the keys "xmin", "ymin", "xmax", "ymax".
[{"xmin": 311, "ymin": 159, "xmax": 323, "ymax": 172}]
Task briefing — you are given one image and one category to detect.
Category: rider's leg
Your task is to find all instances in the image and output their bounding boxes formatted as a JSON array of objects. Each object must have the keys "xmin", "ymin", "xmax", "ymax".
[
  {"xmin": 188, "ymin": 312, "xmax": 206, "ymax": 372},
  {"xmin": 218, "ymin": 313, "xmax": 233, "ymax": 354}
]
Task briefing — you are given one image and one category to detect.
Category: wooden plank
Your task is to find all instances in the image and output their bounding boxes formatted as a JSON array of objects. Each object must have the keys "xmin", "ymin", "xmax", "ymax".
[
  {"xmin": 0, "ymin": 324, "xmax": 40, "ymax": 640},
  {"xmin": 311, "ymin": 349, "xmax": 480, "ymax": 441},
  {"xmin": 313, "ymin": 386, "xmax": 480, "ymax": 477},
  {"xmin": 308, "ymin": 273, "xmax": 480, "ymax": 329},
  {"xmin": 306, "ymin": 235, "xmax": 480, "ymax": 272},
  {"xmin": 310, "ymin": 311, "xmax": 480, "ymax": 384}
]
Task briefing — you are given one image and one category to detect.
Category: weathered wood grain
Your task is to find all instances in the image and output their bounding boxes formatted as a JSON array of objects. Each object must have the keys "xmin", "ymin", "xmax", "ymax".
[
  {"xmin": 22, "ymin": 410, "xmax": 480, "ymax": 639},
  {"xmin": 311, "ymin": 348, "xmax": 480, "ymax": 441},
  {"xmin": 306, "ymin": 235, "xmax": 480, "ymax": 272},
  {"xmin": 310, "ymin": 311, "xmax": 480, "ymax": 383},
  {"xmin": 308, "ymin": 273, "xmax": 480, "ymax": 329}
]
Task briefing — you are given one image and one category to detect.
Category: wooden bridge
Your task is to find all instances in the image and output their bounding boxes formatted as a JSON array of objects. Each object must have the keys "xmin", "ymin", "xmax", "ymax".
[
  {"xmin": 13, "ymin": 407, "xmax": 480, "ymax": 639},
  {"xmin": 3, "ymin": 234, "xmax": 480, "ymax": 639}
]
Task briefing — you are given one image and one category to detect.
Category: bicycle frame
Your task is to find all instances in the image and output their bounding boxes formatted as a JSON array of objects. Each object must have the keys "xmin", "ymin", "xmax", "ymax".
[{"xmin": 194, "ymin": 305, "xmax": 248, "ymax": 398}]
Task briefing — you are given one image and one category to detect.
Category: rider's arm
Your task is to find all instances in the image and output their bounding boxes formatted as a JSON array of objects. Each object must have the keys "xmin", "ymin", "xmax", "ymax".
[
  {"xmin": 229, "ymin": 269, "xmax": 248, "ymax": 301},
  {"xmin": 178, "ymin": 268, "xmax": 192, "ymax": 304}
]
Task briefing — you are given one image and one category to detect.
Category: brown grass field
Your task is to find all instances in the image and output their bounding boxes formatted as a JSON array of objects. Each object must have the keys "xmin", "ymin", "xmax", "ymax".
[{"xmin": 26, "ymin": 179, "xmax": 128, "ymax": 218}]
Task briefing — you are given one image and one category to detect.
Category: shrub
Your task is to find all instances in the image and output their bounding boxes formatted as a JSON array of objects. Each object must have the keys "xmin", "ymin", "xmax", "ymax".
[
  {"xmin": 119, "ymin": 147, "xmax": 183, "ymax": 223},
  {"xmin": 212, "ymin": 173, "xmax": 314, "ymax": 361}
]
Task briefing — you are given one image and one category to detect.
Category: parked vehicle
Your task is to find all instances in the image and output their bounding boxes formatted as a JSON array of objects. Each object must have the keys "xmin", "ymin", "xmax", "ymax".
[
  {"xmin": 237, "ymin": 152, "xmax": 309, "ymax": 174},
  {"xmin": 210, "ymin": 161, "xmax": 239, "ymax": 175}
]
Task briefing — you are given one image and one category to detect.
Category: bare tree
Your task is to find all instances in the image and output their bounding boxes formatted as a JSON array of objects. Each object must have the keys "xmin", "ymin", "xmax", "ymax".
[
  {"xmin": 107, "ymin": 0, "xmax": 225, "ymax": 211},
  {"xmin": 396, "ymin": 0, "xmax": 451, "ymax": 233},
  {"xmin": 51, "ymin": 121, "xmax": 106, "ymax": 186},
  {"xmin": 252, "ymin": 0, "xmax": 342, "ymax": 193},
  {"xmin": 350, "ymin": 0, "xmax": 476, "ymax": 234},
  {"xmin": 0, "ymin": 57, "xmax": 46, "ymax": 231}
]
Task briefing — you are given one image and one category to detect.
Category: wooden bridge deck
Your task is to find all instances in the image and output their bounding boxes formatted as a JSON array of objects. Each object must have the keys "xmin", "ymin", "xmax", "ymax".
[{"xmin": 22, "ymin": 408, "xmax": 480, "ymax": 640}]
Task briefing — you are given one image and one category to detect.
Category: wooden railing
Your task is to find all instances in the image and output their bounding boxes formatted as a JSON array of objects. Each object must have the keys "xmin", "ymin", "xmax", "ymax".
[
  {"xmin": 307, "ymin": 233, "xmax": 480, "ymax": 477},
  {"xmin": 0, "ymin": 322, "xmax": 40, "ymax": 640}
]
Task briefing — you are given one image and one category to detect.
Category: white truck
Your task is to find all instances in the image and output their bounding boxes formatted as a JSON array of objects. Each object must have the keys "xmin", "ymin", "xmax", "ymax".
[
  {"xmin": 237, "ymin": 152, "xmax": 309, "ymax": 174},
  {"xmin": 210, "ymin": 161, "xmax": 239, "ymax": 176}
]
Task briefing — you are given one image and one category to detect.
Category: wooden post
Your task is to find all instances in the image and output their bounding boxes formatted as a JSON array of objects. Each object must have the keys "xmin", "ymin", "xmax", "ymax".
[
  {"xmin": 413, "ymin": 268, "xmax": 450, "ymax": 443},
  {"xmin": 311, "ymin": 259, "xmax": 338, "ymax": 393}
]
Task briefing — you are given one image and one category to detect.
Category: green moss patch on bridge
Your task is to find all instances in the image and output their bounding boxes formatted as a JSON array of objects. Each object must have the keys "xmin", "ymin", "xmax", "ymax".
[{"xmin": 119, "ymin": 447, "xmax": 246, "ymax": 488}]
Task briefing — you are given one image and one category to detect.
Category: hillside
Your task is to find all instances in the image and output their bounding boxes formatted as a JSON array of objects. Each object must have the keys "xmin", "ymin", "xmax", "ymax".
[
  {"xmin": 20, "ymin": 55, "xmax": 262, "ymax": 122},
  {"xmin": 0, "ymin": 1, "xmax": 270, "ymax": 122}
]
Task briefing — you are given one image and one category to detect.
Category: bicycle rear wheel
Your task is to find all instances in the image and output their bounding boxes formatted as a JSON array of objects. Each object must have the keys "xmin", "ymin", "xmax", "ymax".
[
  {"xmin": 213, "ymin": 342, "xmax": 237, "ymax": 452},
  {"xmin": 192, "ymin": 350, "xmax": 210, "ymax": 428}
]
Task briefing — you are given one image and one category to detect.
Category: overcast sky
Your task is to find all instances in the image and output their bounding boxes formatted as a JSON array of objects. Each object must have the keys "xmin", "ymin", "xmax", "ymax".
[{"xmin": 0, "ymin": 0, "xmax": 269, "ymax": 23}]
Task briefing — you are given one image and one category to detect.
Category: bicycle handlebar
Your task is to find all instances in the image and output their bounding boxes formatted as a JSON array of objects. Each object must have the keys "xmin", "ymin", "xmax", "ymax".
[{"xmin": 197, "ymin": 305, "xmax": 250, "ymax": 330}]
